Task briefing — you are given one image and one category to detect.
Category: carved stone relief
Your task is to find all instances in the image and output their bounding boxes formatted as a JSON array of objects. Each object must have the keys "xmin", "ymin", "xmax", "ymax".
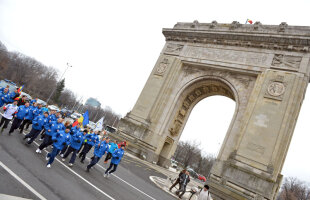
[
  {"xmin": 264, "ymin": 75, "xmax": 287, "ymax": 101},
  {"xmin": 164, "ymin": 43, "xmax": 184, "ymax": 55},
  {"xmin": 183, "ymin": 46, "xmax": 270, "ymax": 67},
  {"xmin": 271, "ymin": 54, "xmax": 302, "ymax": 70},
  {"xmin": 154, "ymin": 58, "xmax": 169, "ymax": 76}
]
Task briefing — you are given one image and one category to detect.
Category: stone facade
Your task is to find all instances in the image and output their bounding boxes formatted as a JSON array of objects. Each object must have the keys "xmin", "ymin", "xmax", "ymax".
[{"xmin": 116, "ymin": 21, "xmax": 310, "ymax": 199}]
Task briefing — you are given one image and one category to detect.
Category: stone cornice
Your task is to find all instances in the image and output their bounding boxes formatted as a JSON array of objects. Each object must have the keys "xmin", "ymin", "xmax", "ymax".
[{"xmin": 162, "ymin": 21, "xmax": 310, "ymax": 52}]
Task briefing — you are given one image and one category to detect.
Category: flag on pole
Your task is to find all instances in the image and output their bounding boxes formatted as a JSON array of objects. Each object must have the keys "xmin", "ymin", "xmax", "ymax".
[
  {"xmin": 94, "ymin": 117, "xmax": 104, "ymax": 131},
  {"xmin": 246, "ymin": 19, "xmax": 253, "ymax": 24},
  {"xmin": 17, "ymin": 85, "xmax": 24, "ymax": 93},
  {"xmin": 72, "ymin": 110, "xmax": 89, "ymax": 127}
]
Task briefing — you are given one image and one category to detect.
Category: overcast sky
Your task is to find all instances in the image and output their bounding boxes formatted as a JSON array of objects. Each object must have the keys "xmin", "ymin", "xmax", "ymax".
[{"xmin": 0, "ymin": 0, "xmax": 309, "ymax": 183}]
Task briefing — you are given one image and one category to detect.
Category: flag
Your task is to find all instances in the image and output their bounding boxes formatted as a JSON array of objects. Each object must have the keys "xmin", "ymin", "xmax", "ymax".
[
  {"xmin": 246, "ymin": 19, "xmax": 253, "ymax": 24},
  {"xmin": 72, "ymin": 111, "xmax": 89, "ymax": 127},
  {"xmin": 17, "ymin": 85, "xmax": 24, "ymax": 93},
  {"xmin": 82, "ymin": 110, "xmax": 89, "ymax": 126},
  {"xmin": 94, "ymin": 117, "xmax": 104, "ymax": 131}
]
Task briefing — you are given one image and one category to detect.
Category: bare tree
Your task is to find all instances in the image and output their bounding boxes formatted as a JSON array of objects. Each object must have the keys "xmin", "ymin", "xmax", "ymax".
[{"xmin": 277, "ymin": 177, "xmax": 310, "ymax": 200}]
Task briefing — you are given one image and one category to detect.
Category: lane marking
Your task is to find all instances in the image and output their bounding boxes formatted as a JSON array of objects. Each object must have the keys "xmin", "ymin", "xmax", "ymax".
[
  {"xmin": 0, "ymin": 161, "xmax": 47, "ymax": 200},
  {"xmin": 18, "ymin": 131, "xmax": 115, "ymax": 200},
  {"xmin": 32, "ymin": 140, "xmax": 116, "ymax": 200},
  {"xmin": 91, "ymin": 159, "xmax": 158, "ymax": 200},
  {"xmin": 21, "ymin": 130, "xmax": 156, "ymax": 200}
]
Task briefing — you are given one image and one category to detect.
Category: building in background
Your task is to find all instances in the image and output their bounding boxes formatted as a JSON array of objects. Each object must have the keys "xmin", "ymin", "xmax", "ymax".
[{"xmin": 85, "ymin": 97, "xmax": 101, "ymax": 108}]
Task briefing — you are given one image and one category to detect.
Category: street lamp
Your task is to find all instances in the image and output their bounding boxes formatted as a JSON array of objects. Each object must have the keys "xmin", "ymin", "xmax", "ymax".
[{"xmin": 46, "ymin": 63, "xmax": 72, "ymax": 104}]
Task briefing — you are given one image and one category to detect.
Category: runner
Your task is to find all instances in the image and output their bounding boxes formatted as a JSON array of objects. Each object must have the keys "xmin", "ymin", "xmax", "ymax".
[
  {"xmin": 8, "ymin": 101, "xmax": 30, "ymax": 134},
  {"xmin": 86, "ymin": 137, "xmax": 109, "ymax": 172},
  {"xmin": 104, "ymin": 140, "xmax": 118, "ymax": 163},
  {"xmin": 46, "ymin": 126, "xmax": 71, "ymax": 168},
  {"xmin": 0, "ymin": 101, "xmax": 18, "ymax": 133},
  {"xmin": 79, "ymin": 130, "xmax": 99, "ymax": 163},
  {"xmin": 104, "ymin": 144, "xmax": 125, "ymax": 177},
  {"xmin": 23, "ymin": 112, "xmax": 49, "ymax": 144},
  {"xmin": 62, "ymin": 129, "xmax": 86, "ymax": 167},
  {"xmin": 36, "ymin": 117, "xmax": 65, "ymax": 153}
]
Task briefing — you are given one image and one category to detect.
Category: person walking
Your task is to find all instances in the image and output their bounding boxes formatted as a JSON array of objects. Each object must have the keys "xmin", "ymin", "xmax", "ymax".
[
  {"xmin": 8, "ymin": 102, "xmax": 30, "ymax": 134},
  {"xmin": 79, "ymin": 130, "xmax": 99, "ymax": 163},
  {"xmin": 104, "ymin": 144, "xmax": 125, "ymax": 177},
  {"xmin": 86, "ymin": 137, "xmax": 109, "ymax": 172},
  {"xmin": 0, "ymin": 101, "xmax": 18, "ymax": 133},
  {"xmin": 45, "ymin": 126, "xmax": 71, "ymax": 168},
  {"xmin": 61, "ymin": 129, "xmax": 86, "ymax": 167},
  {"xmin": 176, "ymin": 171, "xmax": 191, "ymax": 199},
  {"xmin": 23, "ymin": 112, "xmax": 49, "ymax": 144},
  {"xmin": 197, "ymin": 185, "xmax": 212, "ymax": 200},
  {"xmin": 169, "ymin": 169, "xmax": 186, "ymax": 191},
  {"xmin": 0, "ymin": 88, "xmax": 10, "ymax": 108},
  {"xmin": 104, "ymin": 140, "xmax": 118, "ymax": 163},
  {"xmin": 36, "ymin": 117, "xmax": 65, "ymax": 153}
]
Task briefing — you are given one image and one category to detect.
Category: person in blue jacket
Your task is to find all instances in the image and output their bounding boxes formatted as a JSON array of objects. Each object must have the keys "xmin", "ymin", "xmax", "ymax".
[
  {"xmin": 36, "ymin": 117, "xmax": 65, "ymax": 154},
  {"xmin": 30, "ymin": 98, "xmax": 38, "ymax": 105},
  {"xmin": 79, "ymin": 130, "xmax": 99, "ymax": 163},
  {"xmin": 104, "ymin": 140, "xmax": 119, "ymax": 163},
  {"xmin": 23, "ymin": 112, "xmax": 49, "ymax": 144},
  {"xmin": 33, "ymin": 103, "xmax": 43, "ymax": 118},
  {"xmin": 0, "ymin": 88, "xmax": 10, "ymax": 108},
  {"xmin": 8, "ymin": 102, "xmax": 30, "ymax": 134},
  {"xmin": 39, "ymin": 109, "xmax": 57, "ymax": 141},
  {"xmin": 46, "ymin": 126, "xmax": 71, "ymax": 168},
  {"xmin": 60, "ymin": 123, "xmax": 81, "ymax": 157},
  {"xmin": 19, "ymin": 102, "xmax": 38, "ymax": 133},
  {"xmin": 62, "ymin": 129, "xmax": 87, "ymax": 167},
  {"xmin": 104, "ymin": 144, "xmax": 125, "ymax": 177},
  {"xmin": 86, "ymin": 137, "xmax": 109, "ymax": 172}
]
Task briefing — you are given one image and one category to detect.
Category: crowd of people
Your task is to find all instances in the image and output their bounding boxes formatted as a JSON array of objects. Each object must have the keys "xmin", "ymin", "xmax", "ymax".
[{"xmin": 0, "ymin": 84, "xmax": 126, "ymax": 177}]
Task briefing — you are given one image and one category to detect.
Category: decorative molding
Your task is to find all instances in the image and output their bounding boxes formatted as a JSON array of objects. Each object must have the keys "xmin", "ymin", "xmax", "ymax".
[
  {"xmin": 163, "ymin": 22, "xmax": 310, "ymax": 52},
  {"xmin": 169, "ymin": 81, "xmax": 234, "ymax": 137}
]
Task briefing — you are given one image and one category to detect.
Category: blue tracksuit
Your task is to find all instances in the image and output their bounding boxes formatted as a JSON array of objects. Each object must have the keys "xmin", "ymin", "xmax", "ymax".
[
  {"xmin": 52, "ymin": 130, "xmax": 71, "ymax": 150},
  {"xmin": 70, "ymin": 131, "xmax": 85, "ymax": 150},
  {"xmin": 111, "ymin": 148, "xmax": 125, "ymax": 165},
  {"xmin": 46, "ymin": 121, "xmax": 65, "ymax": 137},
  {"xmin": 86, "ymin": 133, "xmax": 99, "ymax": 146},
  {"xmin": 87, "ymin": 140, "xmax": 109, "ymax": 170},
  {"xmin": 15, "ymin": 105, "xmax": 30, "ymax": 120},
  {"xmin": 25, "ymin": 106, "xmax": 38, "ymax": 121},
  {"xmin": 71, "ymin": 126, "xmax": 80, "ymax": 135},
  {"xmin": 30, "ymin": 99, "xmax": 37, "ymax": 105},
  {"xmin": 94, "ymin": 141, "xmax": 109, "ymax": 158},
  {"xmin": 0, "ymin": 93, "xmax": 10, "ymax": 107},
  {"xmin": 47, "ymin": 114, "xmax": 57, "ymax": 123},
  {"xmin": 32, "ymin": 115, "xmax": 48, "ymax": 131},
  {"xmin": 108, "ymin": 142, "xmax": 118, "ymax": 153},
  {"xmin": 34, "ymin": 108, "xmax": 42, "ymax": 118}
]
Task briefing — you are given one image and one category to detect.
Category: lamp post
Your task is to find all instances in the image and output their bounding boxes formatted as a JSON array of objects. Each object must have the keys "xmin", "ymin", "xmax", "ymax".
[{"xmin": 46, "ymin": 63, "xmax": 72, "ymax": 104}]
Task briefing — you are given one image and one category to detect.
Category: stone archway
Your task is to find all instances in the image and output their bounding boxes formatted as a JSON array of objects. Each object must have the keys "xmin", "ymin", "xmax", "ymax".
[{"xmin": 115, "ymin": 21, "xmax": 310, "ymax": 200}]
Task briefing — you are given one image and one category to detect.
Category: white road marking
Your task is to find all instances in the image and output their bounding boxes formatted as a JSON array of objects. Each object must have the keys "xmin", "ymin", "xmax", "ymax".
[
  {"xmin": 0, "ymin": 161, "xmax": 47, "ymax": 200},
  {"xmin": 21, "ymin": 130, "xmax": 156, "ymax": 200},
  {"xmin": 90, "ymin": 158, "xmax": 158, "ymax": 200},
  {"xmin": 31, "ymin": 140, "xmax": 116, "ymax": 200}
]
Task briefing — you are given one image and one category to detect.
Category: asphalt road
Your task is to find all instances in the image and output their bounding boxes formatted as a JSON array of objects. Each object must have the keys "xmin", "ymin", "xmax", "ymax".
[{"xmin": 0, "ymin": 127, "xmax": 176, "ymax": 200}]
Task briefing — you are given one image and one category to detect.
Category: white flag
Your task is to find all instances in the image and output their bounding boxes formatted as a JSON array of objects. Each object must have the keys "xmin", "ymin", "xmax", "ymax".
[{"xmin": 94, "ymin": 117, "xmax": 104, "ymax": 131}]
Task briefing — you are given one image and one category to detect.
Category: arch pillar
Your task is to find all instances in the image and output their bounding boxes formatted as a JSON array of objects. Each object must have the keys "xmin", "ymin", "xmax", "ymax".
[{"xmin": 115, "ymin": 21, "xmax": 310, "ymax": 200}]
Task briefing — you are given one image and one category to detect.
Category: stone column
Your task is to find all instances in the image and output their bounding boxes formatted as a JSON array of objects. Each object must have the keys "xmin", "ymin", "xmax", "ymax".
[{"xmin": 209, "ymin": 69, "xmax": 308, "ymax": 199}]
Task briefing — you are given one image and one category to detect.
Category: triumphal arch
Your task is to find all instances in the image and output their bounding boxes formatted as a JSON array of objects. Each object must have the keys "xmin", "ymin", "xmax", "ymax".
[{"xmin": 115, "ymin": 21, "xmax": 310, "ymax": 199}]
